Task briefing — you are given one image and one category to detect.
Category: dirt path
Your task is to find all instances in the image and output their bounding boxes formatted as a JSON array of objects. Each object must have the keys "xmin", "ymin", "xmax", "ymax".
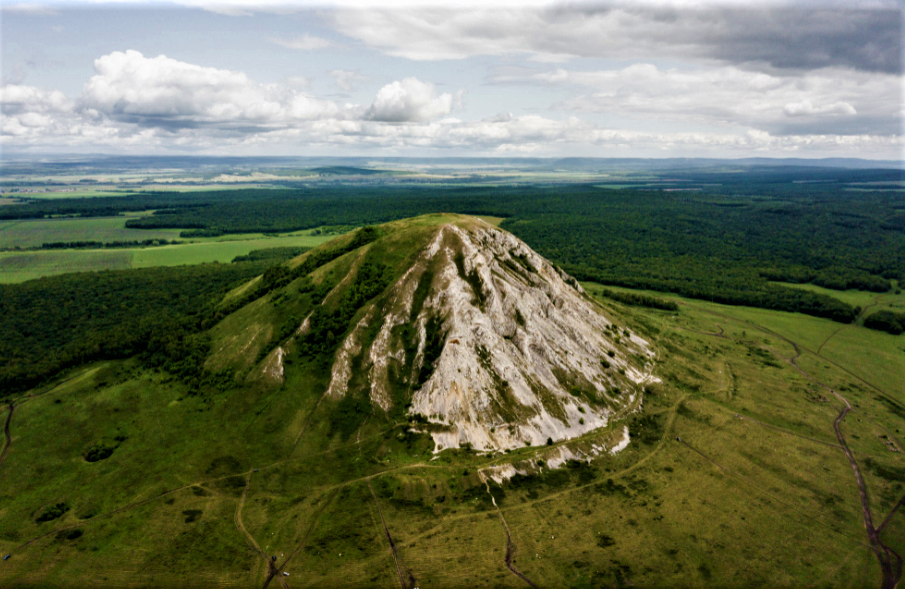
[
  {"xmin": 367, "ymin": 479, "xmax": 415, "ymax": 589},
  {"xmin": 733, "ymin": 413, "xmax": 842, "ymax": 449},
  {"xmin": 480, "ymin": 479, "xmax": 538, "ymax": 589},
  {"xmin": 782, "ymin": 342, "xmax": 902, "ymax": 588},
  {"xmin": 0, "ymin": 403, "xmax": 13, "ymax": 474},
  {"xmin": 831, "ymin": 402, "xmax": 902, "ymax": 589},
  {"xmin": 686, "ymin": 305, "xmax": 903, "ymax": 589},
  {"xmin": 878, "ymin": 495, "xmax": 905, "ymax": 534},
  {"xmin": 272, "ymin": 487, "xmax": 340, "ymax": 580},
  {"xmin": 235, "ymin": 471, "xmax": 289, "ymax": 589},
  {"xmin": 817, "ymin": 295, "xmax": 882, "ymax": 356}
]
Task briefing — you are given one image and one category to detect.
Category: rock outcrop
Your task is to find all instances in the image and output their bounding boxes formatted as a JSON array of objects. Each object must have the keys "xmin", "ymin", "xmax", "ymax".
[{"xmin": 323, "ymin": 217, "xmax": 657, "ymax": 452}]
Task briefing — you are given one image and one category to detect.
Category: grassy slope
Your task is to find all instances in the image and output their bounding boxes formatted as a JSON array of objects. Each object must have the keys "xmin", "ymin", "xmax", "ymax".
[{"xmin": 0, "ymin": 218, "xmax": 902, "ymax": 588}]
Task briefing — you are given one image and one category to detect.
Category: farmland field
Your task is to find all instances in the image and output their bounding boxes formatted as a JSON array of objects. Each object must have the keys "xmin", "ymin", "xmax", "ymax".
[
  {"xmin": 0, "ymin": 217, "xmax": 182, "ymax": 249},
  {"xmin": 0, "ymin": 229, "xmax": 340, "ymax": 283}
]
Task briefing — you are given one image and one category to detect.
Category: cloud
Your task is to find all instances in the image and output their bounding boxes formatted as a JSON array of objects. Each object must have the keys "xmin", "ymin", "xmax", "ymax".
[
  {"xmin": 269, "ymin": 34, "xmax": 335, "ymax": 51},
  {"xmin": 492, "ymin": 63, "xmax": 897, "ymax": 136},
  {"xmin": 2, "ymin": 4, "xmax": 57, "ymax": 15},
  {"xmin": 783, "ymin": 100, "xmax": 857, "ymax": 117},
  {"xmin": 1, "ymin": 84, "xmax": 73, "ymax": 116},
  {"xmin": 365, "ymin": 77, "xmax": 461, "ymax": 122},
  {"xmin": 330, "ymin": 69, "xmax": 368, "ymax": 92},
  {"xmin": 331, "ymin": 5, "xmax": 902, "ymax": 73},
  {"xmin": 80, "ymin": 50, "xmax": 347, "ymax": 128},
  {"xmin": 1, "ymin": 50, "xmax": 899, "ymax": 159}
]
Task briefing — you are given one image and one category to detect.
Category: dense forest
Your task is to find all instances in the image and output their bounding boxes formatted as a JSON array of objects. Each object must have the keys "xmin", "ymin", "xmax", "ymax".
[
  {"xmin": 2, "ymin": 171, "xmax": 903, "ymax": 380},
  {"xmin": 5, "ymin": 172, "xmax": 902, "ymax": 322},
  {"xmin": 0, "ymin": 259, "xmax": 274, "ymax": 397}
]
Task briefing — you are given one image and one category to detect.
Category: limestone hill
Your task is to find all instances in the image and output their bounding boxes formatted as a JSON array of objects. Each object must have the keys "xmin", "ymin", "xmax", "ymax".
[{"xmin": 209, "ymin": 214, "xmax": 657, "ymax": 452}]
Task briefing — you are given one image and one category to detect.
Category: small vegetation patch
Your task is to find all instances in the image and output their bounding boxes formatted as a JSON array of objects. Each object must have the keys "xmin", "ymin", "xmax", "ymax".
[
  {"xmin": 864, "ymin": 310, "xmax": 905, "ymax": 335},
  {"xmin": 865, "ymin": 458, "xmax": 905, "ymax": 482},
  {"xmin": 597, "ymin": 533, "xmax": 616, "ymax": 548},
  {"xmin": 83, "ymin": 443, "xmax": 115, "ymax": 463},
  {"xmin": 595, "ymin": 288, "xmax": 679, "ymax": 311},
  {"xmin": 206, "ymin": 456, "xmax": 243, "ymax": 476},
  {"xmin": 56, "ymin": 528, "xmax": 83, "ymax": 541},
  {"xmin": 182, "ymin": 509, "xmax": 203, "ymax": 523},
  {"xmin": 36, "ymin": 502, "xmax": 70, "ymax": 523},
  {"xmin": 329, "ymin": 393, "xmax": 372, "ymax": 439}
]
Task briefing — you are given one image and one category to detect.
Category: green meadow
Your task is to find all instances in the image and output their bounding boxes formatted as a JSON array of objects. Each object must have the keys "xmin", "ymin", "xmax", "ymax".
[
  {"xmin": 1, "ymin": 279, "xmax": 901, "ymax": 587},
  {"xmin": 0, "ymin": 217, "xmax": 182, "ymax": 248},
  {"xmin": 0, "ymin": 225, "xmax": 340, "ymax": 283}
]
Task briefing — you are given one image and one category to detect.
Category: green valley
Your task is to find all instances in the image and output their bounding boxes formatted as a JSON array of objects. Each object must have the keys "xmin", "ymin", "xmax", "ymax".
[{"xmin": 0, "ymin": 160, "xmax": 902, "ymax": 589}]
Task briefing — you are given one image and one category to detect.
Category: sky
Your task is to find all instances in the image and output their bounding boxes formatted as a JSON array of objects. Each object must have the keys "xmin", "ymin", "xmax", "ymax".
[{"xmin": 1, "ymin": 0, "xmax": 903, "ymax": 159}]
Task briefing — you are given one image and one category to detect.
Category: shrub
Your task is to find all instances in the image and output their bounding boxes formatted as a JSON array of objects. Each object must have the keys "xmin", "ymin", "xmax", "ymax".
[
  {"xmin": 597, "ymin": 534, "xmax": 616, "ymax": 548},
  {"xmin": 36, "ymin": 502, "xmax": 70, "ymax": 523},
  {"xmin": 83, "ymin": 443, "xmax": 114, "ymax": 463},
  {"xmin": 864, "ymin": 310, "xmax": 905, "ymax": 335}
]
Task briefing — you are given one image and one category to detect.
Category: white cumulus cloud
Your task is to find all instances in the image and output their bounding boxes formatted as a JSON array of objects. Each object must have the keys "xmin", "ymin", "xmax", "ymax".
[
  {"xmin": 1, "ymin": 50, "xmax": 899, "ymax": 159},
  {"xmin": 365, "ymin": 77, "xmax": 462, "ymax": 122},
  {"xmin": 80, "ymin": 50, "xmax": 348, "ymax": 127},
  {"xmin": 783, "ymin": 100, "xmax": 857, "ymax": 117}
]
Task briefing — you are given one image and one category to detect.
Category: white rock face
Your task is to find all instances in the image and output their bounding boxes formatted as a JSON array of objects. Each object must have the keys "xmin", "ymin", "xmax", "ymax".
[{"xmin": 326, "ymin": 219, "xmax": 657, "ymax": 452}]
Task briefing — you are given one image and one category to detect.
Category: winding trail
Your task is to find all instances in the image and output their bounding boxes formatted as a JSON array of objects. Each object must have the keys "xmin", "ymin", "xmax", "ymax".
[
  {"xmin": 734, "ymin": 413, "xmax": 842, "ymax": 449},
  {"xmin": 480, "ymin": 475, "xmax": 538, "ymax": 588},
  {"xmin": 236, "ymin": 471, "xmax": 289, "ymax": 589},
  {"xmin": 785, "ymin": 342, "xmax": 902, "ymax": 589},
  {"xmin": 0, "ymin": 403, "xmax": 13, "ymax": 474},
  {"xmin": 683, "ymin": 307, "xmax": 903, "ymax": 589},
  {"xmin": 878, "ymin": 495, "xmax": 905, "ymax": 535},
  {"xmin": 368, "ymin": 479, "xmax": 415, "ymax": 589}
]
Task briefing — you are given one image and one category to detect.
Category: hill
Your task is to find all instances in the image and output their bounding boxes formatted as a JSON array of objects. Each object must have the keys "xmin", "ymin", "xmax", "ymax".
[
  {"xmin": 0, "ymin": 214, "xmax": 902, "ymax": 588},
  {"xmin": 207, "ymin": 214, "xmax": 654, "ymax": 451}
]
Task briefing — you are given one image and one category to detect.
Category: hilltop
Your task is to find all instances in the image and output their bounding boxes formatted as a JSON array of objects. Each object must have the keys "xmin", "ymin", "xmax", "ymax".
[{"xmin": 209, "ymin": 213, "xmax": 655, "ymax": 452}]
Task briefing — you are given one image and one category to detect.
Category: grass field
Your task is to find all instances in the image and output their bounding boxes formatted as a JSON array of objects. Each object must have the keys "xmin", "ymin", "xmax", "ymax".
[
  {"xmin": 1, "ymin": 275, "xmax": 902, "ymax": 587},
  {"xmin": 0, "ymin": 229, "xmax": 341, "ymax": 283},
  {"xmin": 772, "ymin": 281, "xmax": 904, "ymax": 310},
  {"xmin": 0, "ymin": 217, "xmax": 182, "ymax": 248},
  {"xmin": 4, "ymin": 190, "xmax": 139, "ymax": 199}
]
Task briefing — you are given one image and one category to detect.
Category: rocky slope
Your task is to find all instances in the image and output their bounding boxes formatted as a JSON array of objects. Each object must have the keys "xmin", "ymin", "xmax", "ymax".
[
  {"xmin": 210, "ymin": 214, "xmax": 657, "ymax": 453},
  {"xmin": 295, "ymin": 215, "xmax": 658, "ymax": 452}
]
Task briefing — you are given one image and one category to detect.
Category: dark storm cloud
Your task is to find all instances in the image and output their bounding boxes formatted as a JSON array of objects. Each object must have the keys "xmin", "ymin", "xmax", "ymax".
[{"xmin": 333, "ymin": 5, "xmax": 903, "ymax": 74}]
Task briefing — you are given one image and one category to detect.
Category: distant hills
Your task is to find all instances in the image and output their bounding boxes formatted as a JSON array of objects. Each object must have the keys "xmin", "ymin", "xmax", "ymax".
[{"xmin": 3, "ymin": 154, "xmax": 901, "ymax": 171}]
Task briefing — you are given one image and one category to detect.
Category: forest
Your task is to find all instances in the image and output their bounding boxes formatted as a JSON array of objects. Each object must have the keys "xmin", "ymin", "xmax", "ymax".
[
  {"xmin": 0, "ymin": 259, "xmax": 273, "ymax": 396},
  {"xmin": 3, "ymin": 171, "xmax": 902, "ymax": 325},
  {"xmin": 1, "ymin": 169, "xmax": 903, "ymax": 395}
]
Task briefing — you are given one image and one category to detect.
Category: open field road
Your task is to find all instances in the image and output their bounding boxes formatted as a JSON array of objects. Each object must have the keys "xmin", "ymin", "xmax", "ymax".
[
  {"xmin": 687, "ymin": 305, "xmax": 903, "ymax": 589},
  {"xmin": 878, "ymin": 495, "xmax": 905, "ymax": 534},
  {"xmin": 268, "ymin": 488, "xmax": 340, "ymax": 588},
  {"xmin": 0, "ymin": 403, "xmax": 13, "ymax": 474},
  {"xmin": 235, "ymin": 470, "xmax": 290, "ymax": 589},
  {"xmin": 481, "ymin": 476, "xmax": 538, "ymax": 588},
  {"xmin": 368, "ymin": 478, "xmax": 416, "ymax": 589}
]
